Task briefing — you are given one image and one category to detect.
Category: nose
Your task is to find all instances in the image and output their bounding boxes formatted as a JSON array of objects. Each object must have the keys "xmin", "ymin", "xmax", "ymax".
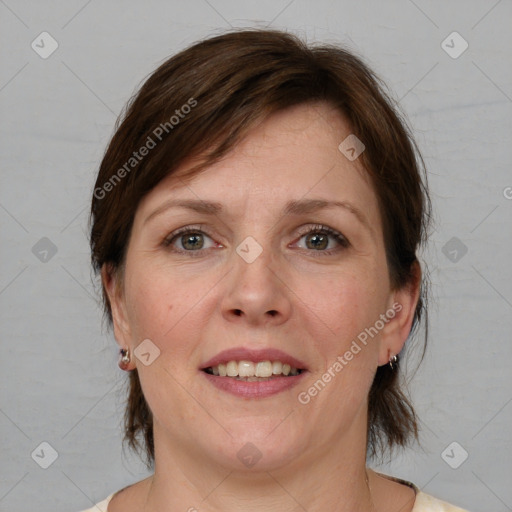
[{"xmin": 220, "ymin": 244, "xmax": 292, "ymax": 327}]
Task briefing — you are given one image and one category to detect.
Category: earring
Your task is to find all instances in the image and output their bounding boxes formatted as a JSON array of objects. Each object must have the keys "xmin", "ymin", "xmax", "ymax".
[
  {"xmin": 119, "ymin": 348, "xmax": 131, "ymax": 371},
  {"xmin": 389, "ymin": 354, "xmax": 398, "ymax": 370}
]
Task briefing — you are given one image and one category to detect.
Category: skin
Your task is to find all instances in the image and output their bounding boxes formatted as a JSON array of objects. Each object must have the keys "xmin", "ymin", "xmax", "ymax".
[{"xmin": 103, "ymin": 102, "xmax": 421, "ymax": 512}]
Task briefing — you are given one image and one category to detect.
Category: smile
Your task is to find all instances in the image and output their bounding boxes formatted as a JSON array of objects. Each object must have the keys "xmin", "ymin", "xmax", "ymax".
[{"xmin": 203, "ymin": 360, "xmax": 303, "ymax": 379}]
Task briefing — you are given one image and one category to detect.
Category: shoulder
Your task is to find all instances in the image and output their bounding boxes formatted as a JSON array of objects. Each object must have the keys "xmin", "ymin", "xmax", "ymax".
[
  {"xmin": 412, "ymin": 491, "xmax": 471, "ymax": 512},
  {"xmin": 80, "ymin": 476, "xmax": 152, "ymax": 511},
  {"xmin": 78, "ymin": 494, "xmax": 114, "ymax": 512},
  {"xmin": 372, "ymin": 471, "xmax": 470, "ymax": 512}
]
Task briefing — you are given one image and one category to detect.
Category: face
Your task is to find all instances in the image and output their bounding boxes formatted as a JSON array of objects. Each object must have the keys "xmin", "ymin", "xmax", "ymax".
[{"xmin": 105, "ymin": 102, "xmax": 418, "ymax": 473}]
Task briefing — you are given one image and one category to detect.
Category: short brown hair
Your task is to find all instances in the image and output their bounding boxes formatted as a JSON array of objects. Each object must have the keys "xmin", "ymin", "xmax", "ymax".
[{"xmin": 89, "ymin": 28, "xmax": 431, "ymax": 467}]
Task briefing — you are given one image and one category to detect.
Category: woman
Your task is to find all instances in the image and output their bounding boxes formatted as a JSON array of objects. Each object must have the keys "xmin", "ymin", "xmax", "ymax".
[{"xmin": 84, "ymin": 28, "xmax": 469, "ymax": 511}]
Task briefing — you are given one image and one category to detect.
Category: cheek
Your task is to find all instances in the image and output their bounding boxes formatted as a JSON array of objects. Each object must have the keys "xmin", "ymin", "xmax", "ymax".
[
  {"xmin": 123, "ymin": 261, "xmax": 216, "ymax": 364},
  {"xmin": 295, "ymin": 273, "xmax": 384, "ymax": 416},
  {"xmin": 123, "ymin": 263, "xmax": 178, "ymax": 342},
  {"xmin": 299, "ymin": 270, "xmax": 385, "ymax": 342}
]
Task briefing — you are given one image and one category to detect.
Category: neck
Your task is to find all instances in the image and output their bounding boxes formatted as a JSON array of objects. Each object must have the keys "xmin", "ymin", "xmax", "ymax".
[{"xmin": 143, "ymin": 421, "xmax": 376, "ymax": 512}]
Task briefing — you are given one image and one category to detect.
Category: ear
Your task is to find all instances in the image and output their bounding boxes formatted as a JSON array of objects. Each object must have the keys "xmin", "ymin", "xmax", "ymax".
[
  {"xmin": 378, "ymin": 261, "xmax": 422, "ymax": 366},
  {"xmin": 101, "ymin": 263, "xmax": 135, "ymax": 368}
]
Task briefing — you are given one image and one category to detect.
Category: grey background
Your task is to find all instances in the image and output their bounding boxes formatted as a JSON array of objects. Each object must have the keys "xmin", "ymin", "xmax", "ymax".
[{"xmin": 1, "ymin": 1, "xmax": 511, "ymax": 511}]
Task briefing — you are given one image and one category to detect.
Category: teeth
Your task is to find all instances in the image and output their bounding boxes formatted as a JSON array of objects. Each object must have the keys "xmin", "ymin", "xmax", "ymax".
[
  {"xmin": 206, "ymin": 360, "xmax": 302, "ymax": 378},
  {"xmin": 226, "ymin": 361, "xmax": 238, "ymax": 377},
  {"xmin": 272, "ymin": 361, "xmax": 283, "ymax": 374},
  {"xmin": 239, "ymin": 361, "xmax": 254, "ymax": 377},
  {"xmin": 255, "ymin": 361, "xmax": 272, "ymax": 377}
]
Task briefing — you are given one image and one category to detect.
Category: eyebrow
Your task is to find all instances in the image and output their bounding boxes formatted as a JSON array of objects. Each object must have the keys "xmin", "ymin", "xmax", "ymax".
[{"xmin": 143, "ymin": 198, "xmax": 373, "ymax": 235}]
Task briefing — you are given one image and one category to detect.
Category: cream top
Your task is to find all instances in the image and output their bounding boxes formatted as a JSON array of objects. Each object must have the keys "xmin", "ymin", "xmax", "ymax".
[{"xmin": 79, "ymin": 473, "xmax": 470, "ymax": 511}]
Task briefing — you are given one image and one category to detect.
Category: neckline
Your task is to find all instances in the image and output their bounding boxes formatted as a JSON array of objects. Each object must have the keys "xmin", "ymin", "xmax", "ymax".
[
  {"xmin": 103, "ymin": 471, "xmax": 420, "ymax": 511},
  {"xmin": 373, "ymin": 471, "xmax": 420, "ymax": 511},
  {"xmin": 374, "ymin": 470, "xmax": 420, "ymax": 494}
]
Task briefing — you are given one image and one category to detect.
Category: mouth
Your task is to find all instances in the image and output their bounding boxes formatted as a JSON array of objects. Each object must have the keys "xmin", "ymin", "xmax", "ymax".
[
  {"xmin": 202, "ymin": 360, "xmax": 304, "ymax": 380},
  {"xmin": 200, "ymin": 347, "xmax": 308, "ymax": 398}
]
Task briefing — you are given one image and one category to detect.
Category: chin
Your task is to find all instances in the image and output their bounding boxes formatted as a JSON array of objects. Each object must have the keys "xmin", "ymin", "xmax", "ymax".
[{"xmin": 207, "ymin": 420, "xmax": 306, "ymax": 472}]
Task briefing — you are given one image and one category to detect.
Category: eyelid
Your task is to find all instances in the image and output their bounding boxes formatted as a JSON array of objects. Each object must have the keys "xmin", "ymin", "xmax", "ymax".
[
  {"xmin": 163, "ymin": 225, "xmax": 217, "ymax": 250},
  {"xmin": 295, "ymin": 223, "xmax": 347, "ymax": 240}
]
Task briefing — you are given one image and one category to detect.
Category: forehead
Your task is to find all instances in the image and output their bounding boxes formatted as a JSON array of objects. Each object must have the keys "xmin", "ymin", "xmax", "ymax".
[{"xmin": 136, "ymin": 103, "xmax": 380, "ymax": 229}]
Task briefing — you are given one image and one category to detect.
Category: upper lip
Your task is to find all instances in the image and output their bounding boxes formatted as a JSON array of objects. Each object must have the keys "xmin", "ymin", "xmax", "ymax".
[{"xmin": 201, "ymin": 347, "xmax": 308, "ymax": 370}]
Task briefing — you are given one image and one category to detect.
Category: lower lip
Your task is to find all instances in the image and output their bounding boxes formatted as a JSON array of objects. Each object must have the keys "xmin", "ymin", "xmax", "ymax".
[{"xmin": 201, "ymin": 371, "xmax": 307, "ymax": 398}]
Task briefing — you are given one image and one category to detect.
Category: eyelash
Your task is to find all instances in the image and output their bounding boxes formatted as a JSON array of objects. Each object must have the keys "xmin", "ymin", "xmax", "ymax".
[
  {"xmin": 162, "ymin": 224, "xmax": 350, "ymax": 257},
  {"xmin": 295, "ymin": 224, "xmax": 350, "ymax": 254}
]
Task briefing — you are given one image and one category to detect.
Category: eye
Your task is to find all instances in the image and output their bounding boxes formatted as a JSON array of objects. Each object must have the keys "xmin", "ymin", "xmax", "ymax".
[
  {"xmin": 163, "ymin": 226, "xmax": 218, "ymax": 254},
  {"xmin": 163, "ymin": 224, "xmax": 349, "ymax": 257},
  {"xmin": 294, "ymin": 224, "xmax": 349, "ymax": 254}
]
